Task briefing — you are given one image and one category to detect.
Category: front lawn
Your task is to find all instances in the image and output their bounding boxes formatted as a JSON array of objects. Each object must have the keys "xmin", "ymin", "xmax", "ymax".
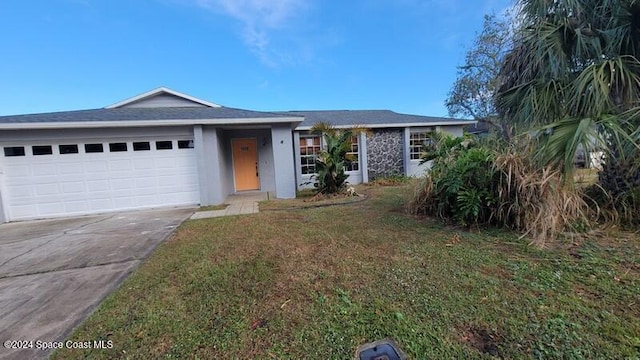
[{"xmin": 54, "ymin": 186, "xmax": 639, "ymax": 359}]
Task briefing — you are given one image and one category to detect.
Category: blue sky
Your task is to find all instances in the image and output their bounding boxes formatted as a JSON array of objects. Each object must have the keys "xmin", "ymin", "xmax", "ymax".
[{"xmin": 0, "ymin": 0, "xmax": 512, "ymax": 117}]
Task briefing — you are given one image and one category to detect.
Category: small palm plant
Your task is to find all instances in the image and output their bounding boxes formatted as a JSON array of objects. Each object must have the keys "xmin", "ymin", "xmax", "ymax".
[{"xmin": 309, "ymin": 122, "xmax": 365, "ymax": 194}]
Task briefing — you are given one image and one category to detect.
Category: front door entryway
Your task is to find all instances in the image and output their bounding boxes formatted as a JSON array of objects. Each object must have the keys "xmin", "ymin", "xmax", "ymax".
[{"xmin": 232, "ymin": 138, "xmax": 260, "ymax": 191}]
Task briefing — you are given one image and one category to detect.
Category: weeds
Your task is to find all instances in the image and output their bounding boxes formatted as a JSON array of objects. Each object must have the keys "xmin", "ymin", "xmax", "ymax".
[
  {"xmin": 494, "ymin": 151, "xmax": 592, "ymax": 246},
  {"xmin": 370, "ymin": 172, "xmax": 412, "ymax": 186}
]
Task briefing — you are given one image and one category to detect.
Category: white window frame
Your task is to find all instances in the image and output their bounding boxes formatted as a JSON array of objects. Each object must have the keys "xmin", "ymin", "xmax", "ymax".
[
  {"xmin": 409, "ymin": 130, "xmax": 433, "ymax": 161},
  {"xmin": 300, "ymin": 134, "xmax": 322, "ymax": 175},
  {"xmin": 299, "ymin": 133, "xmax": 360, "ymax": 175},
  {"xmin": 344, "ymin": 135, "xmax": 359, "ymax": 172}
]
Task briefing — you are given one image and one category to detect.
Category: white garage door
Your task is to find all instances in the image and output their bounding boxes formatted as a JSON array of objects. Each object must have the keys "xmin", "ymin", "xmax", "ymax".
[{"xmin": 0, "ymin": 138, "xmax": 199, "ymax": 221}]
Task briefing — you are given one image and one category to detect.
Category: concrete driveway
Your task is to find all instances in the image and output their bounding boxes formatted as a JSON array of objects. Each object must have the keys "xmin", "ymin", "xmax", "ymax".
[{"xmin": 0, "ymin": 207, "xmax": 194, "ymax": 360}]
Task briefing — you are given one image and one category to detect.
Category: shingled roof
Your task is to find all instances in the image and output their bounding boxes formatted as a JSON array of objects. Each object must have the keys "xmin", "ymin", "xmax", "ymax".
[
  {"xmin": 0, "ymin": 106, "xmax": 305, "ymax": 130},
  {"xmin": 0, "ymin": 87, "xmax": 474, "ymax": 130},
  {"xmin": 282, "ymin": 110, "xmax": 474, "ymax": 129},
  {"xmin": 0, "ymin": 107, "xmax": 294, "ymax": 124}
]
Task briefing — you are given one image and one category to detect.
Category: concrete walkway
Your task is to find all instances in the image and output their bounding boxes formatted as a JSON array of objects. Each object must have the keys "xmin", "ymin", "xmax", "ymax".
[{"xmin": 190, "ymin": 192, "xmax": 268, "ymax": 220}]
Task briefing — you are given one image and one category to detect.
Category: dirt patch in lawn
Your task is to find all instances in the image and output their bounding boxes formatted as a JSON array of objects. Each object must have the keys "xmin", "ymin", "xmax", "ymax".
[{"xmin": 460, "ymin": 326, "xmax": 502, "ymax": 357}]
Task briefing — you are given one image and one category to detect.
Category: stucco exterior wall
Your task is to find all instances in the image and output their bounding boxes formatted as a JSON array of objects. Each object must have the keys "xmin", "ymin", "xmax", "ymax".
[
  {"xmin": 366, "ymin": 129, "xmax": 404, "ymax": 180},
  {"xmin": 196, "ymin": 126, "xmax": 225, "ymax": 205},
  {"xmin": 271, "ymin": 125, "xmax": 296, "ymax": 198}
]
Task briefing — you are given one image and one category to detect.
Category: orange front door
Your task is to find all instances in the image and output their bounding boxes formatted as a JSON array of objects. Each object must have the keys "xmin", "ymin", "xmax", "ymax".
[{"xmin": 232, "ymin": 138, "xmax": 260, "ymax": 191}]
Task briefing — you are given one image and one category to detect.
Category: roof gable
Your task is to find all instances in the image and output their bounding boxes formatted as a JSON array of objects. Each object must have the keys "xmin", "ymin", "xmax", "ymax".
[{"xmin": 106, "ymin": 87, "xmax": 221, "ymax": 109}]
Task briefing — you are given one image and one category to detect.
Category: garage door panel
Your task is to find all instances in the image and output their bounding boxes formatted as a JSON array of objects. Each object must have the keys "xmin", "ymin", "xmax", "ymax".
[
  {"xmin": 6, "ymin": 185, "xmax": 33, "ymax": 199},
  {"xmin": 89, "ymin": 199, "xmax": 112, "ymax": 211},
  {"xmin": 134, "ymin": 186, "xmax": 158, "ymax": 196},
  {"xmin": 64, "ymin": 201, "xmax": 89, "ymax": 213},
  {"xmin": 133, "ymin": 158, "xmax": 155, "ymax": 170},
  {"xmin": 110, "ymin": 178, "xmax": 134, "ymax": 190},
  {"xmin": 58, "ymin": 163, "xmax": 84, "ymax": 175},
  {"xmin": 10, "ymin": 205, "xmax": 36, "ymax": 219},
  {"xmin": 2, "ymin": 137, "xmax": 200, "ymax": 221},
  {"xmin": 135, "ymin": 195, "xmax": 158, "ymax": 206},
  {"xmin": 32, "ymin": 164, "xmax": 57, "ymax": 176},
  {"xmin": 134, "ymin": 177, "xmax": 157, "ymax": 188},
  {"xmin": 58, "ymin": 174, "xmax": 85, "ymax": 183},
  {"xmin": 85, "ymin": 162, "xmax": 109, "ymax": 173},
  {"xmin": 110, "ymin": 187, "xmax": 135, "ymax": 197},
  {"xmin": 157, "ymin": 176, "xmax": 179, "ymax": 187},
  {"xmin": 61, "ymin": 182, "xmax": 86, "ymax": 194},
  {"xmin": 112, "ymin": 197, "xmax": 135, "ymax": 208},
  {"xmin": 36, "ymin": 184, "xmax": 60, "ymax": 196},
  {"xmin": 34, "ymin": 194, "xmax": 63, "ymax": 204},
  {"xmin": 38, "ymin": 203, "xmax": 67, "ymax": 216},
  {"xmin": 156, "ymin": 158, "xmax": 179, "ymax": 169},
  {"xmin": 60, "ymin": 192, "xmax": 90, "ymax": 202},
  {"xmin": 86, "ymin": 180, "xmax": 109, "ymax": 192},
  {"xmin": 4, "ymin": 164, "xmax": 30, "ymax": 177},
  {"xmin": 109, "ymin": 159, "xmax": 133, "ymax": 171},
  {"xmin": 87, "ymin": 172, "xmax": 112, "ymax": 181}
]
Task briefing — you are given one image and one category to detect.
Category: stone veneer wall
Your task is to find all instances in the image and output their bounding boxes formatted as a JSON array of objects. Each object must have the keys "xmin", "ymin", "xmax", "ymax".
[{"xmin": 366, "ymin": 129, "xmax": 404, "ymax": 180}]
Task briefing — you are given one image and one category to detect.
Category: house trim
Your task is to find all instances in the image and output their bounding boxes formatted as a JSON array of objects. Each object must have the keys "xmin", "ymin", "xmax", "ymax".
[
  {"xmin": 295, "ymin": 121, "xmax": 475, "ymax": 131},
  {"xmin": 0, "ymin": 117, "xmax": 304, "ymax": 130},
  {"xmin": 359, "ymin": 131, "xmax": 369, "ymax": 184},
  {"xmin": 106, "ymin": 87, "xmax": 222, "ymax": 109}
]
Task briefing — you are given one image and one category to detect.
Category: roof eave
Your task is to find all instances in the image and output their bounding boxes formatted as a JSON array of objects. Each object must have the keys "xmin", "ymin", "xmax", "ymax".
[
  {"xmin": 295, "ymin": 120, "xmax": 476, "ymax": 131},
  {"xmin": 0, "ymin": 117, "xmax": 304, "ymax": 130}
]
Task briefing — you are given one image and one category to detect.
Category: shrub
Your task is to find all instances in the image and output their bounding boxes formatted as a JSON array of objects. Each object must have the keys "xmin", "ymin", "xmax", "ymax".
[
  {"xmin": 583, "ymin": 183, "xmax": 640, "ymax": 227},
  {"xmin": 408, "ymin": 133, "xmax": 500, "ymax": 226},
  {"xmin": 408, "ymin": 134, "xmax": 593, "ymax": 246},
  {"xmin": 493, "ymin": 151, "xmax": 592, "ymax": 246}
]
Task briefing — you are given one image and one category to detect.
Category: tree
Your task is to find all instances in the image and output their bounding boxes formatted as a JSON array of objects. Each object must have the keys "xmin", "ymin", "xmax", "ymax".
[
  {"xmin": 446, "ymin": 14, "xmax": 513, "ymax": 140},
  {"xmin": 496, "ymin": 0, "xmax": 640, "ymax": 193},
  {"xmin": 309, "ymin": 123, "xmax": 364, "ymax": 194}
]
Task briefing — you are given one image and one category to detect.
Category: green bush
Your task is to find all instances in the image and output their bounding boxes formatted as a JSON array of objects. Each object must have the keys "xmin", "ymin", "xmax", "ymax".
[
  {"xmin": 410, "ymin": 133, "xmax": 500, "ymax": 226},
  {"xmin": 408, "ymin": 133, "xmax": 593, "ymax": 246}
]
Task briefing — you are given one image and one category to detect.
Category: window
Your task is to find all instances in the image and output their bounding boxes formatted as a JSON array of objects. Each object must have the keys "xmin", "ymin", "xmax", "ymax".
[
  {"xmin": 85, "ymin": 143, "xmax": 104, "ymax": 153},
  {"xmin": 109, "ymin": 142, "xmax": 127, "ymax": 152},
  {"xmin": 178, "ymin": 140, "xmax": 194, "ymax": 149},
  {"xmin": 345, "ymin": 135, "xmax": 359, "ymax": 172},
  {"xmin": 133, "ymin": 142, "xmax": 151, "ymax": 151},
  {"xmin": 33, "ymin": 145, "xmax": 53, "ymax": 155},
  {"xmin": 300, "ymin": 135, "xmax": 321, "ymax": 175},
  {"xmin": 410, "ymin": 132, "xmax": 432, "ymax": 160},
  {"xmin": 4, "ymin": 146, "xmax": 25, "ymax": 157},
  {"xmin": 59, "ymin": 144, "xmax": 79, "ymax": 154},
  {"xmin": 156, "ymin": 141, "xmax": 173, "ymax": 150}
]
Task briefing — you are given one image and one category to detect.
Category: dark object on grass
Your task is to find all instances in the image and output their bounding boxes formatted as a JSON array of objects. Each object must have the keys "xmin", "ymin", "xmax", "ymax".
[{"xmin": 355, "ymin": 338, "xmax": 407, "ymax": 360}]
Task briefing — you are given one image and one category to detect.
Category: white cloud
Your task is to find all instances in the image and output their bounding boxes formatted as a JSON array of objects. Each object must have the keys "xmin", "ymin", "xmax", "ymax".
[{"xmin": 193, "ymin": 0, "xmax": 309, "ymax": 67}]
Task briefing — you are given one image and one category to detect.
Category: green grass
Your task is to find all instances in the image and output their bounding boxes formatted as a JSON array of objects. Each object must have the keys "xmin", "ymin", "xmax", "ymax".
[
  {"xmin": 260, "ymin": 186, "xmax": 366, "ymax": 210},
  {"xmin": 197, "ymin": 204, "xmax": 228, "ymax": 211},
  {"xmin": 53, "ymin": 186, "xmax": 639, "ymax": 359}
]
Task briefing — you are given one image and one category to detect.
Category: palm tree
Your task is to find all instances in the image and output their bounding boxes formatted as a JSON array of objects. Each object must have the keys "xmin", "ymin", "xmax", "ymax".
[
  {"xmin": 496, "ymin": 0, "xmax": 640, "ymax": 197},
  {"xmin": 309, "ymin": 122, "xmax": 364, "ymax": 194}
]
